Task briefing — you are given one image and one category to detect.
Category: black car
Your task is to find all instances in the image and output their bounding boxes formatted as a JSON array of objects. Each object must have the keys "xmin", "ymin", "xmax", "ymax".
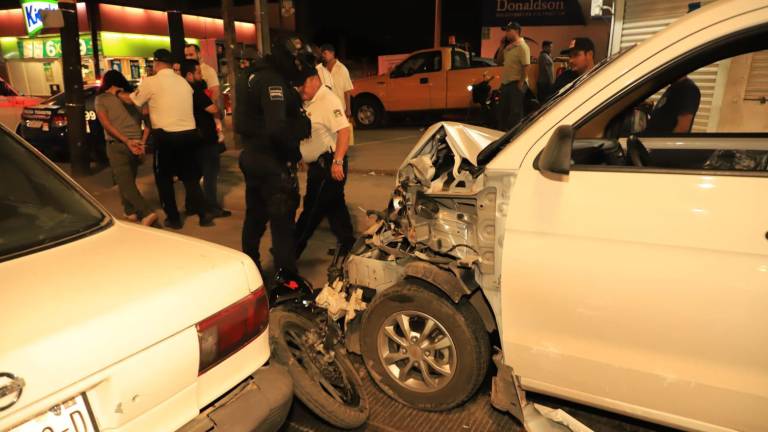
[{"xmin": 17, "ymin": 85, "xmax": 107, "ymax": 163}]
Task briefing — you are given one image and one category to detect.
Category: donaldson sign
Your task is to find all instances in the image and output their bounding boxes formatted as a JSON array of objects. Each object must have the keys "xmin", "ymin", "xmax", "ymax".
[
  {"xmin": 21, "ymin": 0, "xmax": 59, "ymax": 36},
  {"xmin": 483, "ymin": 0, "xmax": 585, "ymax": 26}
]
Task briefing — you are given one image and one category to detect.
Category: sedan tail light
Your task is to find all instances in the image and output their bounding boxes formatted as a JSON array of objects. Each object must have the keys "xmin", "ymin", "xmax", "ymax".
[
  {"xmin": 196, "ymin": 287, "xmax": 269, "ymax": 375},
  {"xmin": 52, "ymin": 114, "xmax": 67, "ymax": 127}
]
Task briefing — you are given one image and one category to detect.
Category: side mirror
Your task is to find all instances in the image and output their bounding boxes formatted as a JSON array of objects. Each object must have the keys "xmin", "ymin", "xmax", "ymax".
[{"xmin": 538, "ymin": 124, "xmax": 574, "ymax": 175}]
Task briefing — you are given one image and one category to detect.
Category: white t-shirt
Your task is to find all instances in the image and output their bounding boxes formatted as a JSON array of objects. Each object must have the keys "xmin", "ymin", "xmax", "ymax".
[
  {"xmin": 316, "ymin": 60, "xmax": 353, "ymax": 111},
  {"xmin": 300, "ymin": 86, "xmax": 351, "ymax": 163},
  {"xmin": 200, "ymin": 62, "xmax": 219, "ymax": 89},
  {"xmin": 130, "ymin": 68, "xmax": 195, "ymax": 132}
]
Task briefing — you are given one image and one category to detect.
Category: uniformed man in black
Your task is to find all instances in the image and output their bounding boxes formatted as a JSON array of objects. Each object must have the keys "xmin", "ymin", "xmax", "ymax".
[{"xmin": 235, "ymin": 36, "xmax": 313, "ymax": 284}]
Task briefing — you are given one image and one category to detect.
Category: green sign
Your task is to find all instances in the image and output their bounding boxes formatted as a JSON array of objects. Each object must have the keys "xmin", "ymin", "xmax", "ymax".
[
  {"xmin": 16, "ymin": 35, "xmax": 93, "ymax": 59},
  {"xmin": 21, "ymin": 0, "xmax": 59, "ymax": 36}
]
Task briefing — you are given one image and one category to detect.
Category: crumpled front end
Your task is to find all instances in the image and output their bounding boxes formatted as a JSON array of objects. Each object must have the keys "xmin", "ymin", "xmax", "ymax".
[{"xmin": 346, "ymin": 122, "xmax": 515, "ymax": 310}]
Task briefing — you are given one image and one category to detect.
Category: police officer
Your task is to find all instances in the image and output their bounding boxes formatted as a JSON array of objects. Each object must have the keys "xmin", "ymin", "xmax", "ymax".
[
  {"xmin": 235, "ymin": 35, "xmax": 313, "ymax": 284},
  {"xmin": 295, "ymin": 70, "xmax": 355, "ymax": 259}
]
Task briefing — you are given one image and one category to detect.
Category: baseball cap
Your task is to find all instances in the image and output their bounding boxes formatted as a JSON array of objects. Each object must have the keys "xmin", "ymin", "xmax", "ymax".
[
  {"xmin": 502, "ymin": 21, "xmax": 521, "ymax": 32},
  {"xmin": 560, "ymin": 37, "xmax": 595, "ymax": 55},
  {"xmin": 153, "ymin": 48, "xmax": 175, "ymax": 64}
]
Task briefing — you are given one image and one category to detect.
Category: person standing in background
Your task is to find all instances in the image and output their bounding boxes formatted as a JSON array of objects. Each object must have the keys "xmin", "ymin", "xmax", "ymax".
[
  {"xmin": 184, "ymin": 44, "xmax": 221, "ymax": 106},
  {"xmin": 494, "ymin": 21, "xmax": 530, "ymax": 130},
  {"xmin": 537, "ymin": 41, "xmax": 554, "ymax": 104},
  {"xmin": 316, "ymin": 44, "xmax": 354, "ymax": 118},
  {"xmin": 181, "ymin": 59, "xmax": 232, "ymax": 219}
]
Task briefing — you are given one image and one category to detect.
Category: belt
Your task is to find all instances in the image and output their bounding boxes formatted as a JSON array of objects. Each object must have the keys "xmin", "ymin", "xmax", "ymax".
[{"xmin": 155, "ymin": 129, "xmax": 196, "ymax": 135}]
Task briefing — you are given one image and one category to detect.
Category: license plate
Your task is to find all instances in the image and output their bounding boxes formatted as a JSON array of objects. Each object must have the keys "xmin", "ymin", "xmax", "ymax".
[
  {"xmin": 26, "ymin": 120, "xmax": 42, "ymax": 128},
  {"xmin": 11, "ymin": 394, "xmax": 98, "ymax": 432}
]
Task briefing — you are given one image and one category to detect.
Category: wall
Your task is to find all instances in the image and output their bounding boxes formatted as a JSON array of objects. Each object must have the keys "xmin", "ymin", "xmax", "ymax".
[
  {"xmin": 481, "ymin": 20, "xmax": 611, "ymax": 62},
  {"xmin": 716, "ymin": 53, "xmax": 768, "ymax": 133}
]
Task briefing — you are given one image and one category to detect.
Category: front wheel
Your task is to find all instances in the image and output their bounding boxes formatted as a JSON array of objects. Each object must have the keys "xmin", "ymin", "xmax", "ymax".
[
  {"xmin": 270, "ymin": 307, "xmax": 369, "ymax": 429},
  {"xmin": 361, "ymin": 280, "xmax": 491, "ymax": 411}
]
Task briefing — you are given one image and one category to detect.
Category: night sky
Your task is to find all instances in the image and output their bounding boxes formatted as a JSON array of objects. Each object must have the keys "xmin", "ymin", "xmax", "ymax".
[{"xmin": 296, "ymin": 0, "xmax": 483, "ymax": 62}]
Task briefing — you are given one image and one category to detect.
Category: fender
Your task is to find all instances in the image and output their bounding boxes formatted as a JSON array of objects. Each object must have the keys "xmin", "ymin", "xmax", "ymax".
[{"xmin": 403, "ymin": 261, "xmax": 497, "ymax": 332}]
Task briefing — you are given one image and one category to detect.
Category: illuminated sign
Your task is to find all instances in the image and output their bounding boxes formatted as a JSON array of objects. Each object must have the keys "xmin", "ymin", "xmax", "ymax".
[
  {"xmin": 17, "ymin": 35, "xmax": 92, "ymax": 58},
  {"xmin": 21, "ymin": 0, "xmax": 59, "ymax": 36},
  {"xmin": 483, "ymin": 0, "xmax": 584, "ymax": 26}
]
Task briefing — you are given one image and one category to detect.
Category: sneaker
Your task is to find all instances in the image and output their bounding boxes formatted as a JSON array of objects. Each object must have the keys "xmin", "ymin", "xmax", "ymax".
[
  {"xmin": 165, "ymin": 218, "xmax": 184, "ymax": 230},
  {"xmin": 210, "ymin": 208, "xmax": 232, "ymax": 218},
  {"xmin": 141, "ymin": 212, "xmax": 160, "ymax": 227},
  {"xmin": 199, "ymin": 214, "xmax": 215, "ymax": 227}
]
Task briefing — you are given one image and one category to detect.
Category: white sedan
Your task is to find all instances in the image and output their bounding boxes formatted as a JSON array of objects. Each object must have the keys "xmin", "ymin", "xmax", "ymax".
[{"xmin": 0, "ymin": 125, "xmax": 292, "ymax": 431}]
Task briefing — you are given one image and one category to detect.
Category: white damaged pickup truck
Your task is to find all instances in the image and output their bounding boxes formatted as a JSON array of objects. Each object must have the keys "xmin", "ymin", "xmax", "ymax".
[{"xmin": 336, "ymin": 1, "xmax": 768, "ymax": 431}]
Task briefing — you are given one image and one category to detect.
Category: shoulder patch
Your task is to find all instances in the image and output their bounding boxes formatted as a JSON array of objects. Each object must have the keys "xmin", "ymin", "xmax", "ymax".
[
  {"xmin": 268, "ymin": 86, "xmax": 285, "ymax": 101},
  {"xmin": 333, "ymin": 109, "xmax": 343, "ymax": 118}
]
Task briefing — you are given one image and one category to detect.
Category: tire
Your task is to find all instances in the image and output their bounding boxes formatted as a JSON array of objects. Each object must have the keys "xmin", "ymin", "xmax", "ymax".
[
  {"xmin": 270, "ymin": 307, "xmax": 369, "ymax": 429},
  {"xmin": 361, "ymin": 279, "xmax": 490, "ymax": 411},
  {"xmin": 353, "ymin": 96, "xmax": 383, "ymax": 129}
]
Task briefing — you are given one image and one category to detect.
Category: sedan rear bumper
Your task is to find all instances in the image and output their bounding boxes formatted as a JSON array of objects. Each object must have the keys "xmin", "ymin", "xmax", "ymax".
[{"xmin": 177, "ymin": 365, "xmax": 293, "ymax": 432}]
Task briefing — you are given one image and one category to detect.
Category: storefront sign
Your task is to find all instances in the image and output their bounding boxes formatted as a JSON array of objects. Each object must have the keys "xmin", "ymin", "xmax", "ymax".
[
  {"xmin": 17, "ymin": 35, "xmax": 92, "ymax": 58},
  {"xmin": 20, "ymin": 0, "xmax": 59, "ymax": 36},
  {"xmin": 483, "ymin": 0, "xmax": 585, "ymax": 26}
]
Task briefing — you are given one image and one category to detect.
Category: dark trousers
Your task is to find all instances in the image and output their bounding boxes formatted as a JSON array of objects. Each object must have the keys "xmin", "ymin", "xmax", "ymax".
[
  {"xmin": 295, "ymin": 154, "xmax": 355, "ymax": 258},
  {"xmin": 185, "ymin": 143, "xmax": 221, "ymax": 211},
  {"xmin": 537, "ymin": 81, "xmax": 554, "ymax": 104},
  {"xmin": 152, "ymin": 129, "xmax": 207, "ymax": 222},
  {"xmin": 498, "ymin": 81, "xmax": 525, "ymax": 131},
  {"xmin": 106, "ymin": 140, "xmax": 153, "ymax": 218},
  {"xmin": 239, "ymin": 149, "xmax": 300, "ymax": 274}
]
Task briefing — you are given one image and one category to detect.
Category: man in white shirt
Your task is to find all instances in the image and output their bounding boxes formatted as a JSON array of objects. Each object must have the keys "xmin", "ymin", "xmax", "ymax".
[
  {"xmin": 184, "ymin": 44, "xmax": 220, "ymax": 105},
  {"xmin": 295, "ymin": 70, "xmax": 355, "ymax": 259},
  {"xmin": 118, "ymin": 48, "xmax": 214, "ymax": 229},
  {"xmin": 316, "ymin": 44, "xmax": 354, "ymax": 118}
]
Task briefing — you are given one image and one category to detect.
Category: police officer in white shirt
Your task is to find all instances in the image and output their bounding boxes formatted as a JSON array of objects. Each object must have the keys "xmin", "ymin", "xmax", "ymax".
[
  {"xmin": 118, "ymin": 48, "xmax": 214, "ymax": 229},
  {"xmin": 295, "ymin": 69, "xmax": 355, "ymax": 258},
  {"xmin": 316, "ymin": 44, "xmax": 354, "ymax": 118}
]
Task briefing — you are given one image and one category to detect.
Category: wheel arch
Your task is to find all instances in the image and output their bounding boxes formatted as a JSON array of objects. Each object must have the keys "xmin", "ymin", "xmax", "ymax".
[
  {"xmin": 403, "ymin": 261, "xmax": 497, "ymax": 333},
  {"xmin": 352, "ymin": 92, "xmax": 384, "ymax": 110}
]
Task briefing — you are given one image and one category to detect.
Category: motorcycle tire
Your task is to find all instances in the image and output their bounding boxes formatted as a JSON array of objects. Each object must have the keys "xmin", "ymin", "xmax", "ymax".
[{"xmin": 269, "ymin": 306, "xmax": 369, "ymax": 429}]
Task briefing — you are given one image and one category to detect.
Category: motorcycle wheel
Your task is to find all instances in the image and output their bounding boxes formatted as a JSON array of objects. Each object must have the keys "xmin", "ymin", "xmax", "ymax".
[{"xmin": 269, "ymin": 306, "xmax": 369, "ymax": 429}]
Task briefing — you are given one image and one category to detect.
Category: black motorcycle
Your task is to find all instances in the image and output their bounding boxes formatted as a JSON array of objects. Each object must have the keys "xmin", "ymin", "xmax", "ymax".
[{"xmin": 268, "ymin": 251, "xmax": 369, "ymax": 429}]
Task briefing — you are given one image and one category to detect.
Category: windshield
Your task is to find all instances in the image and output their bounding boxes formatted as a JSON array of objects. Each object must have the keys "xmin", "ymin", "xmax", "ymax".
[
  {"xmin": 0, "ymin": 128, "xmax": 108, "ymax": 261},
  {"xmin": 477, "ymin": 47, "xmax": 633, "ymax": 166}
]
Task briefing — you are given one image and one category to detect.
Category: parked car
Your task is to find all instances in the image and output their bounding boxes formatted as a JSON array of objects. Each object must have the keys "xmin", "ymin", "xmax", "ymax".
[
  {"xmin": 0, "ymin": 124, "xmax": 292, "ymax": 431},
  {"xmin": 351, "ymin": 47, "xmax": 507, "ymax": 129},
  {"xmin": 16, "ymin": 85, "xmax": 106, "ymax": 163},
  {"xmin": 0, "ymin": 77, "xmax": 42, "ymax": 108},
  {"xmin": 340, "ymin": 1, "xmax": 768, "ymax": 431}
]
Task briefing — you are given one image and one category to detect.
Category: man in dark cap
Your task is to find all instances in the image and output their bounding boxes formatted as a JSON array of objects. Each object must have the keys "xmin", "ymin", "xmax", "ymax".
[
  {"xmin": 494, "ymin": 21, "xmax": 530, "ymax": 130},
  {"xmin": 553, "ymin": 37, "xmax": 596, "ymax": 94},
  {"xmin": 119, "ymin": 48, "xmax": 213, "ymax": 229},
  {"xmin": 234, "ymin": 34, "xmax": 314, "ymax": 294}
]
